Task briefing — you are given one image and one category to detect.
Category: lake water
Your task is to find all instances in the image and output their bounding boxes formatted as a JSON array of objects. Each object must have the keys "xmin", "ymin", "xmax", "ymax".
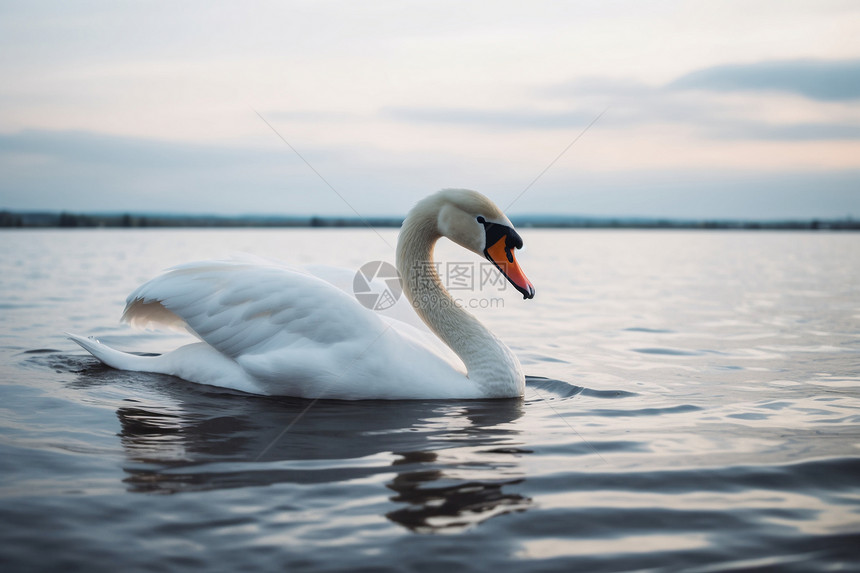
[{"xmin": 1, "ymin": 228, "xmax": 859, "ymax": 572}]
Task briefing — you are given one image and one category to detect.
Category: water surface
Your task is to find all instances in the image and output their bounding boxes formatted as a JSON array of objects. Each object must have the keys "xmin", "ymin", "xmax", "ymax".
[{"xmin": 1, "ymin": 229, "xmax": 858, "ymax": 571}]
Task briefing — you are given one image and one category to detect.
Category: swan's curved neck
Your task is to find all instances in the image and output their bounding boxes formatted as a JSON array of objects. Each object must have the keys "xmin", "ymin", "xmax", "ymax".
[{"xmin": 396, "ymin": 206, "xmax": 524, "ymax": 397}]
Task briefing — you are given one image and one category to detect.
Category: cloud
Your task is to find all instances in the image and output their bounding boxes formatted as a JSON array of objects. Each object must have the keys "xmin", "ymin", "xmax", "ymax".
[
  {"xmin": 382, "ymin": 58, "xmax": 860, "ymax": 144},
  {"xmin": 704, "ymin": 122, "xmax": 860, "ymax": 141},
  {"xmin": 515, "ymin": 168, "xmax": 860, "ymax": 220},
  {"xmin": 382, "ymin": 107, "xmax": 597, "ymax": 131},
  {"xmin": 386, "ymin": 60, "xmax": 860, "ymax": 142},
  {"xmin": 2, "ymin": 128, "xmax": 859, "ymax": 219},
  {"xmin": 385, "ymin": 82, "xmax": 860, "ymax": 142},
  {"xmin": 668, "ymin": 59, "xmax": 860, "ymax": 101},
  {"xmin": 0, "ymin": 129, "xmax": 354, "ymax": 214},
  {"xmin": 0, "ymin": 128, "xmax": 516, "ymax": 216},
  {"xmin": 0, "ymin": 129, "xmax": 274, "ymax": 169}
]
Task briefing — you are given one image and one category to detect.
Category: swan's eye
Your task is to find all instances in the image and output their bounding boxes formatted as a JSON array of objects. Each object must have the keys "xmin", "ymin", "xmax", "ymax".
[{"xmin": 476, "ymin": 216, "xmax": 486, "ymax": 224}]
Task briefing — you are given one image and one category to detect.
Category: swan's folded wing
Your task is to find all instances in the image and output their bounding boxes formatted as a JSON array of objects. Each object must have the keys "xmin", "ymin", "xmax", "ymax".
[
  {"xmin": 122, "ymin": 259, "xmax": 387, "ymax": 359},
  {"xmin": 298, "ymin": 263, "xmax": 461, "ymax": 370}
]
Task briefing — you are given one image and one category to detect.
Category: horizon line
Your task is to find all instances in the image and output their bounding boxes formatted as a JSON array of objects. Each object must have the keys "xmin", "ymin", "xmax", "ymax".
[{"xmin": 1, "ymin": 209, "xmax": 857, "ymax": 231}]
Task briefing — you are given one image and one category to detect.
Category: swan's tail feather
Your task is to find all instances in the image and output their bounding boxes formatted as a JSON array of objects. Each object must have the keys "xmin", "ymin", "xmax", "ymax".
[{"xmin": 67, "ymin": 333, "xmax": 164, "ymax": 372}]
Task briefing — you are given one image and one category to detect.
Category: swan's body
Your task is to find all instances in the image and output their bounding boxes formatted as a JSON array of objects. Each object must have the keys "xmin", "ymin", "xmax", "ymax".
[{"xmin": 69, "ymin": 189, "xmax": 535, "ymax": 400}]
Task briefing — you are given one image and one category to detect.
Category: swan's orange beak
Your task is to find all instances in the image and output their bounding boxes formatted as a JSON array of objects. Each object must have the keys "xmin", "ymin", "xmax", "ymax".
[{"xmin": 484, "ymin": 235, "xmax": 536, "ymax": 300}]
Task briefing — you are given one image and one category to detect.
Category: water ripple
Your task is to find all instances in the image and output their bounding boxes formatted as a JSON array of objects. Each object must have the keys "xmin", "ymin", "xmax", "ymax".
[{"xmin": 2, "ymin": 229, "xmax": 859, "ymax": 572}]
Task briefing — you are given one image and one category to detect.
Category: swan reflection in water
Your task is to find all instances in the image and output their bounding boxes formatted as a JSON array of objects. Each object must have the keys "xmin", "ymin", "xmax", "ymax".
[
  {"xmin": 387, "ymin": 451, "xmax": 529, "ymax": 533},
  {"xmin": 109, "ymin": 372, "xmax": 533, "ymax": 533}
]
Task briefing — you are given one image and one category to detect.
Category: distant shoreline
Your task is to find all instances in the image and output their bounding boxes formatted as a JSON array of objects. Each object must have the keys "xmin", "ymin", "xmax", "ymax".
[{"xmin": 1, "ymin": 210, "xmax": 857, "ymax": 231}]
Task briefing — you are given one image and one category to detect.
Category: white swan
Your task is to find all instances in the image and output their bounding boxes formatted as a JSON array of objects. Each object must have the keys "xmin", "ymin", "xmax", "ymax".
[{"xmin": 68, "ymin": 189, "xmax": 535, "ymax": 400}]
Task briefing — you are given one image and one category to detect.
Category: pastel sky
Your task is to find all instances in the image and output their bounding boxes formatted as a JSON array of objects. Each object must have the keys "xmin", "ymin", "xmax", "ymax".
[{"xmin": 1, "ymin": 1, "xmax": 859, "ymax": 219}]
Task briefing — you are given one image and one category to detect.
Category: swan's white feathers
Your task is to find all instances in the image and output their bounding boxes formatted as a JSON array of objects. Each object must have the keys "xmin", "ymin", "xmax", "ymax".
[
  {"xmin": 122, "ymin": 299, "xmax": 186, "ymax": 331},
  {"xmin": 115, "ymin": 258, "xmax": 474, "ymax": 398},
  {"xmin": 125, "ymin": 260, "xmax": 381, "ymax": 355},
  {"xmin": 71, "ymin": 189, "xmax": 527, "ymax": 400},
  {"xmin": 435, "ymin": 188, "xmax": 508, "ymax": 224}
]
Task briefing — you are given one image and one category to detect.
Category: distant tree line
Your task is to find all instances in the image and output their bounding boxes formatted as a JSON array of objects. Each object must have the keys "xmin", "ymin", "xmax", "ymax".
[
  {"xmin": 0, "ymin": 210, "xmax": 858, "ymax": 230},
  {"xmin": 0, "ymin": 211, "xmax": 24, "ymax": 227},
  {"xmin": 0, "ymin": 210, "xmax": 405, "ymax": 229},
  {"xmin": 1, "ymin": 211, "xmax": 154, "ymax": 228}
]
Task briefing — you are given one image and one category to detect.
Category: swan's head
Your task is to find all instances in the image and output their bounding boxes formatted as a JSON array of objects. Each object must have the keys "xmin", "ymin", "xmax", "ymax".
[{"xmin": 433, "ymin": 189, "xmax": 535, "ymax": 300}]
